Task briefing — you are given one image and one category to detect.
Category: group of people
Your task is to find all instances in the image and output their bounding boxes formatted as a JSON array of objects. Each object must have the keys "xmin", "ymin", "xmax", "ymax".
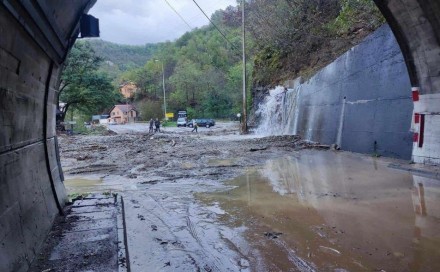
[
  {"xmin": 148, "ymin": 118, "xmax": 199, "ymax": 133},
  {"xmin": 149, "ymin": 118, "xmax": 161, "ymax": 133}
]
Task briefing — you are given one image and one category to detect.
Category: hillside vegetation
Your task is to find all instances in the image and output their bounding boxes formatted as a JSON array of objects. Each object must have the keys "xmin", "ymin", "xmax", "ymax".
[
  {"xmin": 63, "ymin": 0, "xmax": 384, "ymax": 122},
  {"xmin": 86, "ymin": 39, "xmax": 159, "ymax": 82},
  {"xmin": 248, "ymin": 0, "xmax": 384, "ymax": 85}
]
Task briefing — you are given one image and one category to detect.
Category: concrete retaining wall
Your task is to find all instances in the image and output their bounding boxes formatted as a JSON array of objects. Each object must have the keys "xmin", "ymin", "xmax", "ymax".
[{"xmin": 291, "ymin": 24, "xmax": 413, "ymax": 159}]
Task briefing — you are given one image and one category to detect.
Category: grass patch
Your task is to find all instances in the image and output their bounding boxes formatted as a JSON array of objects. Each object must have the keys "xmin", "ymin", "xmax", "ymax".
[
  {"xmin": 68, "ymin": 192, "xmax": 90, "ymax": 202},
  {"xmin": 162, "ymin": 121, "xmax": 177, "ymax": 127}
]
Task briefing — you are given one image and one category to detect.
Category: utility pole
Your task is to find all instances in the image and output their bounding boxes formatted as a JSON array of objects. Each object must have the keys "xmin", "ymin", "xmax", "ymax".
[
  {"xmin": 155, "ymin": 59, "xmax": 167, "ymax": 120},
  {"xmin": 241, "ymin": 0, "xmax": 247, "ymax": 133}
]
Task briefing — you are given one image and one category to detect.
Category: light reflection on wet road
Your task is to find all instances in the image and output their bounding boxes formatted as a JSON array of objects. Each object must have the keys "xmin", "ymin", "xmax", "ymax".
[
  {"xmin": 64, "ymin": 149, "xmax": 440, "ymax": 271},
  {"xmin": 200, "ymin": 150, "xmax": 440, "ymax": 271}
]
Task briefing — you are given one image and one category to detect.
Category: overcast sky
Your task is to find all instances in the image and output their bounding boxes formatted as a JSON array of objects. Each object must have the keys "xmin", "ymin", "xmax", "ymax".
[{"xmin": 89, "ymin": 0, "xmax": 237, "ymax": 45}]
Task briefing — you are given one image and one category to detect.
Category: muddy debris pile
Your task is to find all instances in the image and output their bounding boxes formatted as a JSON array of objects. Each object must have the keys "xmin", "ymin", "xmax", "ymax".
[
  {"xmin": 59, "ymin": 126, "xmax": 440, "ymax": 272},
  {"xmin": 59, "ymin": 132, "xmax": 330, "ymax": 180}
]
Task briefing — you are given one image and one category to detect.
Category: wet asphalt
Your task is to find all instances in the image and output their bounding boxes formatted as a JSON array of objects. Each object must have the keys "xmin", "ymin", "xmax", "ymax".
[{"xmin": 56, "ymin": 122, "xmax": 440, "ymax": 271}]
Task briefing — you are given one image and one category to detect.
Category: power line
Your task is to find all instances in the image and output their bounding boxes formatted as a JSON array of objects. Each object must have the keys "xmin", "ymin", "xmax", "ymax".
[
  {"xmin": 162, "ymin": 0, "xmax": 193, "ymax": 30},
  {"xmin": 191, "ymin": 0, "xmax": 240, "ymax": 52}
]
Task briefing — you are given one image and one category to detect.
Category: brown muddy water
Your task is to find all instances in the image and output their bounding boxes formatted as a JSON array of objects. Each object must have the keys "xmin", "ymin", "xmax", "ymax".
[
  {"xmin": 199, "ymin": 150, "xmax": 440, "ymax": 271},
  {"xmin": 64, "ymin": 177, "xmax": 103, "ymax": 194},
  {"xmin": 64, "ymin": 176, "xmax": 130, "ymax": 195}
]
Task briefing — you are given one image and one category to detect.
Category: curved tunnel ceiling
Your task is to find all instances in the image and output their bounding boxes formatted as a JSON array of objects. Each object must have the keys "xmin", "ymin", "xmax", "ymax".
[{"xmin": 374, "ymin": 0, "xmax": 440, "ymax": 92}]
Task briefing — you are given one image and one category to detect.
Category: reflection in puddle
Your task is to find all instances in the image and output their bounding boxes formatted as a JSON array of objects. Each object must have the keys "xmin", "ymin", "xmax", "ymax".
[
  {"xmin": 202, "ymin": 150, "xmax": 440, "ymax": 271},
  {"xmin": 64, "ymin": 177, "xmax": 123, "ymax": 195}
]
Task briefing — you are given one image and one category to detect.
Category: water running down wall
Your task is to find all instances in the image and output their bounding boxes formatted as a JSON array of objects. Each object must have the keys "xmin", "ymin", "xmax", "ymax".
[{"xmin": 255, "ymin": 24, "xmax": 413, "ymax": 159}]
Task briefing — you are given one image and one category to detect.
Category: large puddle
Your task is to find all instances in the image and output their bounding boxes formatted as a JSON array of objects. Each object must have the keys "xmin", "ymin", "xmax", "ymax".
[
  {"xmin": 200, "ymin": 150, "xmax": 440, "ymax": 271},
  {"xmin": 64, "ymin": 175, "xmax": 135, "ymax": 195}
]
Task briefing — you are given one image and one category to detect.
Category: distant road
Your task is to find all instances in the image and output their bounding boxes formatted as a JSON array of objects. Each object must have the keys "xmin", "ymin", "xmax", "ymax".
[{"xmin": 106, "ymin": 121, "xmax": 240, "ymax": 135}]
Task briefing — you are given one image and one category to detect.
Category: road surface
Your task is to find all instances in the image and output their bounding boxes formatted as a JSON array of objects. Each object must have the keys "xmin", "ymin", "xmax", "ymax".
[{"xmin": 59, "ymin": 122, "xmax": 440, "ymax": 271}]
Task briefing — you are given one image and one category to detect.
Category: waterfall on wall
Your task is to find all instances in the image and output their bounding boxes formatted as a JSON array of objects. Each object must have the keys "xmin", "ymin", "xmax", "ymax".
[{"xmin": 254, "ymin": 85, "xmax": 301, "ymax": 136}]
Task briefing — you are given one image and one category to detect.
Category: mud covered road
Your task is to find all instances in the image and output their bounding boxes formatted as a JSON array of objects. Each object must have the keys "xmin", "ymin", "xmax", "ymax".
[{"xmin": 60, "ymin": 122, "xmax": 440, "ymax": 272}]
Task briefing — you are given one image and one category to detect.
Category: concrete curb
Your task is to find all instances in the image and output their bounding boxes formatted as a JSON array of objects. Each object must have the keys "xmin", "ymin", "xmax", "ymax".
[
  {"xmin": 388, "ymin": 163, "xmax": 440, "ymax": 181},
  {"xmin": 117, "ymin": 195, "xmax": 130, "ymax": 272}
]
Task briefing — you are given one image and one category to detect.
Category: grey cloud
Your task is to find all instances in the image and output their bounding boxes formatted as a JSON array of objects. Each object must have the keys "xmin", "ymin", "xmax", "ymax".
[{"xmin": 89, "ymin": 0, "xmax": 237, "ymax": 45}]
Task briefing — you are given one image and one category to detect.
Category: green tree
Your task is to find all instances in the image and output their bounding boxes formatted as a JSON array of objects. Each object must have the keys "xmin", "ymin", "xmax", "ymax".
[
  {"xmin": 169, "ymin": 60, "xmax": 204, "ymax": 107},
  {"xmin": 58, "ymin": 41, "xmax": 120, "ymax": 122},
  {"xmin": 328, "ymin": 0, "xmax": 385, "ymax": 34},
  {"xmin": 139, "ymin": 100, "xmax": 163, "ymax": 121}
]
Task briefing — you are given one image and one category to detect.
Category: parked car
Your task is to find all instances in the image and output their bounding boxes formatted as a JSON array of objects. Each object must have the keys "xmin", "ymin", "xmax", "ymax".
[
  {"xmin": 177, "ymin": 117, "xmax": 187, "ymax": 127},
  {"xmin": 187, "ymin": 118, "xmax": 215, "ymax": 128},
  {"xmin": 207, "ymin": 119, "xmax": 215, "ymax": 127}
]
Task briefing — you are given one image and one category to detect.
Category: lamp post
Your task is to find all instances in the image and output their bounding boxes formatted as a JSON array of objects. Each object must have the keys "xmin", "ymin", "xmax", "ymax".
[
  {"xmin": 241, "ymin": 0, "xmax": 247, "ymax": 133},
  {"xmin": 155, "ymin": 59, "xmax": 167, "ymax": 120}
]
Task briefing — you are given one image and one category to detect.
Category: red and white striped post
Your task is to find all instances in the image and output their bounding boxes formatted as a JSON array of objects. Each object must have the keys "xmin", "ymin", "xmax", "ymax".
[{"xmin": 411, "ymin": 87, "xmax": 423, "ymax": 148}]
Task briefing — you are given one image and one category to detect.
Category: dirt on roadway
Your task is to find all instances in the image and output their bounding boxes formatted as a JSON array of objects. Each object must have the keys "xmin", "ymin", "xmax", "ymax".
[
  {"xmin": 60, "ymin": 122, "xmax": 320, "ymax": 271},
  {"xmin": 60, "ymin": 121, "xmax": 440, "ymax": 272},
  {"xmin": 61, "ymin": 122, "xmax": 310, "ymax": 181}
]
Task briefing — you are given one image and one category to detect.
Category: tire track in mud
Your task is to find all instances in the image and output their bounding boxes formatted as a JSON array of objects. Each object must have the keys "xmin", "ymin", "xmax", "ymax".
[
  {"xmin": 134, "ymin": 191, "xmax": 227, "ymax": 271},
  {"xmin": 141, "ymin": 186, "xmax": 242, "ymax": 271},
  {"xmin": 185, "ymin": 215, "xmax": 202, "ymax": 245},
  {"xmin": 141, "ymin": 193, "xmax": 192, "ymax": 250},
  {"xmin": 127, "ymin": 192, "xmax": 202, "ymax": 271},
  {"xmin": 185, "ymin": 204, "xmax": 225, "ymax": 272}
]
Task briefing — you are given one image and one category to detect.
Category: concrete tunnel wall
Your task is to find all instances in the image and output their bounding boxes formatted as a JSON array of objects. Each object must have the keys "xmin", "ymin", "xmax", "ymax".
[
  {"xmin": 0, "ymin": 0, "xmax": 440, "ymax": 272},
  {"xmin": 373, "ymin": 0, "xmax": 440, "ymax": 164},
  {"xmin": 0, "ymin": 1, "xmax": 95, "ymax": 271}
]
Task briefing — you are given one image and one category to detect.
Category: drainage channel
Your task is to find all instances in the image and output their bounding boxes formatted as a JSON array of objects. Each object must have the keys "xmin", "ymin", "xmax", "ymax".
[{"xmin": 29, "ymin": 194, "xmax": 129, "ymax": 272}]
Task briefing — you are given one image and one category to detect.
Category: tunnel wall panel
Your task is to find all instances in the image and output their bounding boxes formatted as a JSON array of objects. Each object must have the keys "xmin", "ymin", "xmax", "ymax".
[
  {"xmin": 293, "ymin": 25, "xmax": 413, "ymax": 159},
  {"xmin": 0, "ymin": 143, "xmax": 55, "ymax": 272},
  {"xmin": 0, "ymin": 1, "xmax": 97, "ymax": 270},
  {"xmin": 0, "ymin": 6, "xmax": 49, "ymax": 153},
  {"xmin": 0, "ymin": 1, "xmax": 95, "ymax": 271},
  {"xmin": 47, "ymin": 137, "xmax": 66, "ymax": 205},
  {"xmin": 46, "ymin": 88, "xmax": 59, "ymax": 138}
]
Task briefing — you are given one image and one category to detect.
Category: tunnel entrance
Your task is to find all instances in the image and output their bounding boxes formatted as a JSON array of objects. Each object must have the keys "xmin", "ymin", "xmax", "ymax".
[{"xmin": 1, "ymin": 0, "xmax": 440, "ymax": 271}]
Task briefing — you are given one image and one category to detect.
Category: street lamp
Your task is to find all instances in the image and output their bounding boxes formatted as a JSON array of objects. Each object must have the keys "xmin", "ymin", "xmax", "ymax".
[
  {"xmin": 155, "ymin": 59, "xmax": 167, "ymax": 120},
  {"xmin": 241, "ymin": 0, "xmax": 247, "ymax": 133}
]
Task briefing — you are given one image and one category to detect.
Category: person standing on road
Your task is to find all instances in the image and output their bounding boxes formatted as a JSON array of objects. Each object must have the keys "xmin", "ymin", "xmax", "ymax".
[
  {"xmin": 149, "ymin": 118, "xmax": 154, "ymax": 133},
  {"xmin": 155, "ymin": 118, "xmax": 161, "ymax": 133},
  {"xmin": 192, "ymin": 120, "xmax": 198, "ymax": 133}
]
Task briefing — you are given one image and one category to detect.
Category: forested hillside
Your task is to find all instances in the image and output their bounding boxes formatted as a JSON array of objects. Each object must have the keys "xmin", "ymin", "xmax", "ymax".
[
  {"xmin": 247, "ymin": 0, "xmax": 384, "ymax": 85},
  {"xmin": 63, "ymin": 0, "xmax": 384, "ymax": 122},
  {"xmin": 119, "ymin": 10, "xmax": 251, "ymax": 120},
  {"xmin": 119, "ymin": 0, "xmax": 384, "ymax": 120},
  {"xmin": 86, "ymin": 39, "xmax": 159, "ymax": 82}
]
